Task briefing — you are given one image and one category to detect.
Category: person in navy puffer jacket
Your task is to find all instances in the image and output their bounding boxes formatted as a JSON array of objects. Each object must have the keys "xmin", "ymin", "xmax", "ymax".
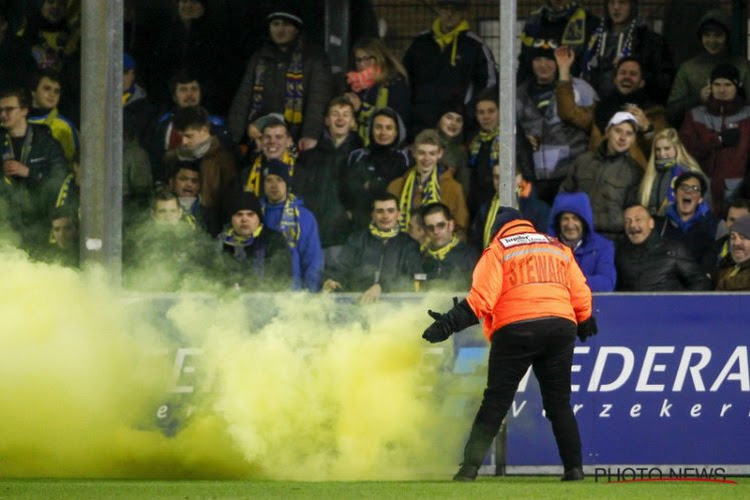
[{"xmin": 548, "ymin": 191, "xmax": 616, "ymax": 292}]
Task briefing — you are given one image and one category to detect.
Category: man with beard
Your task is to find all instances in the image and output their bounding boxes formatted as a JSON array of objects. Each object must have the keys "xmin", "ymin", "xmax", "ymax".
[
  {"xmin": 616, "ymin": 203, "xmax": 710, "ymax": 291},
  {"xmin": 163, "ymin": 105, "xmax": 239, "ymax": 236},
  {"xmin": 655, "ymin": 172, "xmax": 718, "ymax": 274},
  {"xmin": 559, "ymin": 111, "xmax": 643, "ymax": 240},
  {"xmin": 419, "ymin": 202, "xmax": 477, "ymax": 291}
]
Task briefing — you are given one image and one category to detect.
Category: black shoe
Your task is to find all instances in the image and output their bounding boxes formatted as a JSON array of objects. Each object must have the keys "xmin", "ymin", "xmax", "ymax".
[
  {"xmin": 561, "ymin": 467, "xmax": 584, "ymax": 481},
  {"xmin": 453, "ymin": 464, "xmax": 479, "ymax": 481}
]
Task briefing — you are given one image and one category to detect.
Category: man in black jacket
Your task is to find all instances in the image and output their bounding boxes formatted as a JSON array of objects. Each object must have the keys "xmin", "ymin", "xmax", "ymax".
[
  {"xmin": 402, "ymin": 0, "xmax": 497, "ymax": 136},
  {"xmin": 322, "ymin": 192, "xmax": 422, "ymax": 303},
  {"xmin": 0, "ymin": 87, "xmax": 67, "ymax": 249},
  {"xmin": 420, "ymin": 202, "xmax": 477, "ymax": 291},
  {"xmin": 616, "ymin": 203, "xmax": 711, "ymax": 291}
]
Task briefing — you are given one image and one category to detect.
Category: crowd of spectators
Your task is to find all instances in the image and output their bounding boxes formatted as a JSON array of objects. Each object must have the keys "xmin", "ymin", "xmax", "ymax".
[{"xmin": 1, "ymin": 0, "xmax": 750, "ymax": 295}]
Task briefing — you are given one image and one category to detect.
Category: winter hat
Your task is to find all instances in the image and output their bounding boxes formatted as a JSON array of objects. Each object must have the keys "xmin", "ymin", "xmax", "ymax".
[
  {"xmin": 268, "ymin": 5, "xmax": 303, "ymax": 29},
  {"xmin": 491, "ymin": 207, "xmax": 526, "ymax": 236},
  {"xmin": 123, "ymin": 53, "xmax": 135, "ymax": 72},
  {"xmin": 227, "ymin": 191, "xmax": 263, "ymax": 220},
  {"xmin": 438, "ymin": 93, "xmax": 466, "ymax": 120},
  {"xmin": 607, "ymin": 111, "xmax": 639, "ymax": 131},
  {"xmin": 262, "ymin": 158, "xmax": 291, "ymax": 186},
  {"xmin": 710, "ymin": 63, "xmax": 741, "ymax": 89},
  {"xmin": 731, "ymin": 214, "xmax": 750, "ymax": 239}
]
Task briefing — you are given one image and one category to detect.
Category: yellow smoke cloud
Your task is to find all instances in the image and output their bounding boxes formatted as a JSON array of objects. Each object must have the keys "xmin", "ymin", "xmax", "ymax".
[{"xmin": 0, "ymin": 248, "xmax": 471, "ymax": 480}]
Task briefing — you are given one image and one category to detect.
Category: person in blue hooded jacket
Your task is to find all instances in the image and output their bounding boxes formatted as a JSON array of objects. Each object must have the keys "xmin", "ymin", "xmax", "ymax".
[
  {"xmin": 260, "ymin": 159, "xmax": 323, "ymax": 292},
  {"xmin": 548, "ymin": 191, "xmax": 616, "ymax": 292}
]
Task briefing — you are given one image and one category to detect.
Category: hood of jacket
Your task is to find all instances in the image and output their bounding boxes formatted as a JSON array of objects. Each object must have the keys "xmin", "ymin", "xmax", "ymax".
[
  {"xmin": 697, "ymin": 9, "xmax": 731, "ymax": 39},
  {"xmin": 548, "ymin": 191, "xmax": 595, "ymax": 239},
  {"xmin": 368, "ymin": 107, "xmax": 407, "ymax": 149}
]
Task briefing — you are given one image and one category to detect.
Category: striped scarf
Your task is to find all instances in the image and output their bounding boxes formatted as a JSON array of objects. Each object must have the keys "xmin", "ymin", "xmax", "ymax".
[
  {"xmin": 357, "ymin": 85, "xmax": 390, "ymax": 146},
  {"xmin": 369, "ymin": 222, "xmax": 400, "ymax": 240},
  {"xmin": 398, "ymin": 167, "xmax": 441, "ymax": 231},
  {"xmin": 432, "ymin": 18, "xmax": 470, "ymax": 66},
  {"xmin": 55, "ymin": 172, "xmax": 75, "ymax": 207},
  {"xmin": 469, "ymin": 128, "xmax": 499, "ymax": 167},
  {"xmin": 422, "ymin": 234, "xmax": 461, "ymax": 261},
  {"xmin": 269, "ymin": 194, "xmax": 301, "ymax": 248},
  {"xmin": 585, "ymin": 17, "xmax": 638, "ymax": 76},
  {"xmin": 245, "ymin": 152, "xmax": 296, "ymax": 196},
  {"xmin": 249, "ymin": 42, "xmax": 305, "ymax": 129},
  {"xmin": 483, "ymin": 194, "xmax": 501, "ymax": 248}
]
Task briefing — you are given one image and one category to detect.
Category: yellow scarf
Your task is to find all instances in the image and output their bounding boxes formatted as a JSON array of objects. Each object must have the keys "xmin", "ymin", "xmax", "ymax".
[
  {"xmin": 422, "ymin": 235, "xmax": 461, "ymax": 261},
  {"xmin": 227, "ymin": 225, "xmax": 264, "ymax": 246},
  {"xmin": 369, "ymin": 222, "xmax": 400, "ymax": 240},
  {"xmin": 244, "ymin": 152, "xmax": 296, "ymax": 196},
  {"xmin": 432, "ymin": 18, "xmax": 470, "ymax": 66},
  {"xmin": 483, "ymin": 194, "xmax": 501, "ymax": 248},
  {"xmin": 398, "ymin": 167, "xmax": 442, "ymax": 231}
]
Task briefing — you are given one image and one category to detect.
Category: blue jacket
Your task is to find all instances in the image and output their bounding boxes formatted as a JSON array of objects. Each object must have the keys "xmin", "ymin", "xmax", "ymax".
[
  {"xmin": 548, "ymin": 192, "xmax": 616, "ymax": 292},
  {"xmin": 262, "ymin": 196, "xmax": 323, "ymax": 292}
]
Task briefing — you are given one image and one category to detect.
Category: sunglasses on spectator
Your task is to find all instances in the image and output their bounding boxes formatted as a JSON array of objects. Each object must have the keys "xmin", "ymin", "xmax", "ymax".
[
  {"xmin": 354, "ymin": 55, "xmax": 376, "ymax": 64},
  {"xmin": 677, "ymin": 184, "xmax": 701, "ymax": 193},
  {"xmin": 424, "ymin": 221, "xmax": 448, "ymax": 232}
]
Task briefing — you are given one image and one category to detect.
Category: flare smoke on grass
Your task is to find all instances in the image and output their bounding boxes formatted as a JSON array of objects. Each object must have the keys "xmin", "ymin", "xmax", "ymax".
[{"xmin": 0, "ymin": 245, "xmax": 466, "ymax": 479}]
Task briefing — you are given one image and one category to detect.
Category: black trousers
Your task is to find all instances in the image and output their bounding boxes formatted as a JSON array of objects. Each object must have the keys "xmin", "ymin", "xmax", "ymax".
[{"xmin": 461, "ymin": 317, "xmax": 582, "ymax": 470}]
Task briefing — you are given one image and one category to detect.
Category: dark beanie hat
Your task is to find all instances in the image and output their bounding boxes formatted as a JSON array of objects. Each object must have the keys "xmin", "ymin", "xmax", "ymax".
[
  {"xmin": 731, "ymin": 214, "xmax": 750, "ymax": 239},
  {"xmin": 490, "ymin": 207, "xmax": 527, "ymax": 240},
  {"xmin": 262, "ymin": 159, "xmax": 291, "ymax": 186},
  {"xmin": 710, "ymin": 63, "xmax": 742, "ymax": 88},
  {"xmin": 227, "ymin": 191, "xmax": 263, "ymax": 220},
  {"xmin": 438, "ymin": 93, "xmax": 466, "ymax": 120},
  {"xmin": 268, "ymin": 5, "xmax": 303, "ymax": 29}
]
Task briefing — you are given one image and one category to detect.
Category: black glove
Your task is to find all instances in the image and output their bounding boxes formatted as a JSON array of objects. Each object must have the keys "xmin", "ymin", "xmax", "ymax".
[
  {"xmin": 719, "ymin": 128, "xmax": 740, "ymax": 148},
  {"xmin": 577, "ymin": 316, "xmax": 598, "ymax": 342},
  {"xmin": 422, "ymin": 297, "xmax": 479, "ymax": 343}
]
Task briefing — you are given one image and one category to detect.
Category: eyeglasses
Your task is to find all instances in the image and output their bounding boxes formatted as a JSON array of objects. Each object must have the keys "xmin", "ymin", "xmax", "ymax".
[
  {"xmin": 354, "ymin": 55, "xmax": 375, "ymax": 64},
  {"xmin": 0, "ymin": 106, "xmax": 19, "ymax": 114},
  {"xmin": 678, "ymin": 184, "xmax": 701, "ymax": 193},
  {"xmin": 424, "ymin": 221, "xmax": 448, "ymax": 232}
]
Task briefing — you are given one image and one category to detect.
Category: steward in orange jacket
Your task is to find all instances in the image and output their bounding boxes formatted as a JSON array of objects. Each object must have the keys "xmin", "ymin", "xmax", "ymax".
[{"xmin": 422, "ymin": 207, "xmax": 597, "ymax": 483}]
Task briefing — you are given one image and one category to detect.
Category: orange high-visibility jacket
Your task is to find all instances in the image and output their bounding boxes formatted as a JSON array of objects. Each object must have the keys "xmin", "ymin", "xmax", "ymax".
[{"xmin": 466, "ymin": 219, "xmax": 593, "ymax": 341}]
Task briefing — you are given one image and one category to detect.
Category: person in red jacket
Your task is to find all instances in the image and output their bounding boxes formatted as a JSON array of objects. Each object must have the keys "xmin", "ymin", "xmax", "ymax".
[{"xmin": 423, "ymin": 207, "xmax": 596, "ymax": 482}]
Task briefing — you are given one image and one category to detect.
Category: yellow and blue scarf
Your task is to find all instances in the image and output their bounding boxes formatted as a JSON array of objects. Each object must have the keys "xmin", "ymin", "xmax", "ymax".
[
  {"xmin": 469, "ymin": 128, "xmax": 499, "ymax": 167},
  {"xmin": 398, "ymin": 167, "xmax": 441, "ymax": 231},
  {"xmin": 245, "ymin": 152, "xmax": 296, "ymax": 196},
  {"xmin": 483, "ymin": 194, "xmax": 501, "ymax": 248}
]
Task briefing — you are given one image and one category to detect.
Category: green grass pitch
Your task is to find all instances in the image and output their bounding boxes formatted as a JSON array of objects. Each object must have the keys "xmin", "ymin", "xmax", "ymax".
[{"xmin": 1, "ymin": 476, "xmax": 747, "ymax": 499}]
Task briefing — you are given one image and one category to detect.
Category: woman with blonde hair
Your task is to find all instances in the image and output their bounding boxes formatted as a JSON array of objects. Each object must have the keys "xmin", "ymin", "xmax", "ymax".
[
  {"xmin": 639, "ymin": 128, "xmax": 707, "ymax": 216},
  {"xmin": 345, "ymin": 37, "xmax": 410, "ymax": 145}
]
